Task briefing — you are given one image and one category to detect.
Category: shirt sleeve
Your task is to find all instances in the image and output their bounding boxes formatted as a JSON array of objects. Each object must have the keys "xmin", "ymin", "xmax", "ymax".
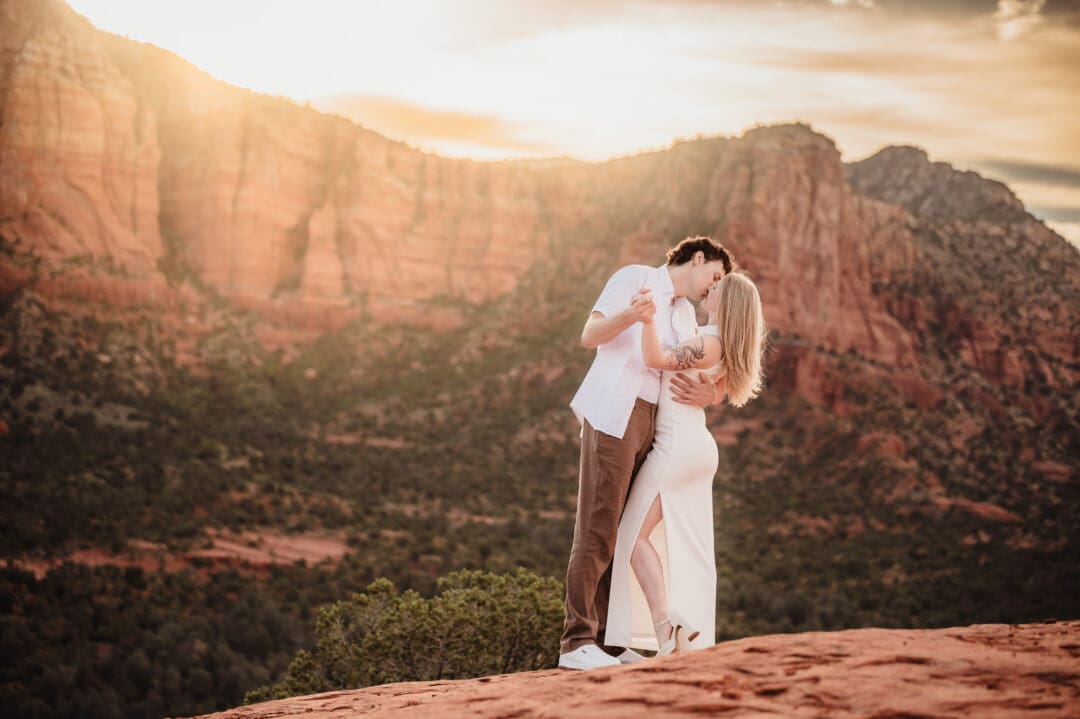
[{"xmin": 591, "ymin": 265, "xmax": 644, "ymax": 317}]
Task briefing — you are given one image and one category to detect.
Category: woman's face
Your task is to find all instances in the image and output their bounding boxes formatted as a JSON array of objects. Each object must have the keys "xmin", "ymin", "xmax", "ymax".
[{"xmin": 702, "ymin": 280, "xmax": 722, "ymax": 314}]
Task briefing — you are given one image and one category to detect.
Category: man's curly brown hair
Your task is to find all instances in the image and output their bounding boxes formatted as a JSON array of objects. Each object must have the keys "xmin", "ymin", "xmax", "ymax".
[{"xmin": 665, "ymin": 236, "xmax": 735, "ymax": 275}]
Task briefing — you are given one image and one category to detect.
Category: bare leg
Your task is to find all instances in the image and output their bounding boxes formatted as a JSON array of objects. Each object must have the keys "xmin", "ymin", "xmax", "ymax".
[{"xmin": 629, "ymin": 495, "xmax": 672, "ymax": 644}]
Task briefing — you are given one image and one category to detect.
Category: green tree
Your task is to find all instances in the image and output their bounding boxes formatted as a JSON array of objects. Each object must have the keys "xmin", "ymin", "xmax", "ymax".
[{"xmin": 245, "ymin": 568, "xmax": 563, "ymax": 704}]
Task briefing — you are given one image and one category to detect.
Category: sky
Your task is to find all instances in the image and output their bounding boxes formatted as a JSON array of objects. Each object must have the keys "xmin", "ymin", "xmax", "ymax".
[{"xmin": 68, "ymin": 0, "xmax": 1080, "ymax": 244}]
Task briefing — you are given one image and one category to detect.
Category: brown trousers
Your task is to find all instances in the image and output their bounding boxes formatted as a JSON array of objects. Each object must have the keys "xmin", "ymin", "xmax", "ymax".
[{"xmin": 560, "ymin": 398, "xmax": 657, "ymax": 654}]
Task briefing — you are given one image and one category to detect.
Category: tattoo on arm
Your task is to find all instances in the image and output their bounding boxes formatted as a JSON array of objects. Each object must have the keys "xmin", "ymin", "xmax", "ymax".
[{"xmin": 667, "ymin": 338, "xmax": 705, "ymax": 370}]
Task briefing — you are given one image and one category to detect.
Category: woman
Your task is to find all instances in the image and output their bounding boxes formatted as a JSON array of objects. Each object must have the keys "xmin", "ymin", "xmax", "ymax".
[{"xmin": 605, "ymin": 271, "xmax": 766, "ymax": 654}]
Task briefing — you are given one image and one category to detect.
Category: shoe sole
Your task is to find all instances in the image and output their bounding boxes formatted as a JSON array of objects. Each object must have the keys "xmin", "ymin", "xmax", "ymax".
[{"xmin": 558, "ymin": 657, "xmax": 620, "ymax": 670}]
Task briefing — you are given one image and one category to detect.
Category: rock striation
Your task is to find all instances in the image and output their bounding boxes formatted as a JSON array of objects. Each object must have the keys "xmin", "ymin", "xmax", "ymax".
[
  {"xmin": 0, "ymin": 0, "xmax": 912, "ymax": 362},
  {"xmin": 1, "ymin": 0, "xmax": 1077, "ymax": 397},
  {"xmin": 0, "ymin": 0, "xmax": 162, "ymax": 273},
  {"xmin": 185, "ymin": 620, "xmax": 1080, "ymax": 718}
]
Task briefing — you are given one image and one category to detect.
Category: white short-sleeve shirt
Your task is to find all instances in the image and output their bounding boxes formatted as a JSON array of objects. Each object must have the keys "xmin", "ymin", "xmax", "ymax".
[{"xmin": 570, "ymin": 264, "xmax": 697, "ymax": 439}]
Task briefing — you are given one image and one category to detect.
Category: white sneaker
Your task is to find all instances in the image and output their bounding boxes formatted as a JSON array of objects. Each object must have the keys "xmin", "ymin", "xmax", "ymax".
[
  {"xmin": 558, "ymin": 644, "xmax": 621, "ymax": 670},
  {"xmin": 615, "ymin": 648, "xmax": 647, "ymax": 665}
]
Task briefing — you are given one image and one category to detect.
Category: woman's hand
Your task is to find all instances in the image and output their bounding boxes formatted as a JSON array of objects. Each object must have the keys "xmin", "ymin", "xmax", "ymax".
[
  {"xmin": 624, "ymin": 287, "xmax": 657, "ymax": 324},
  {"xmin": 580, "ymin": 288, "xmax": 656, "ymax": 348}
]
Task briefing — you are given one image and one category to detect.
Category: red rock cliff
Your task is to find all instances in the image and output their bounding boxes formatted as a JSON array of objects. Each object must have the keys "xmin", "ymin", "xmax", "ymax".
[
  {"xmin": 1, "ymin": 0, "xmax": 1076, "ymax": 388},
  {"xmin": 0, "ymin": 0, "xmax": 161, "ymax": 273}
]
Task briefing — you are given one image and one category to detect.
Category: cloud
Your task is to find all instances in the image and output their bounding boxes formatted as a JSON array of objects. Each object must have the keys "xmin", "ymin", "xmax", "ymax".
[
  {"xmin": 976, "ymin": 159, "xmax": 1080, "ymax": 188},
  {"xmin": 778, "ymin": 0, "xmax": 999, "ymax": 15},
  {"xmin": 871, "ymin": 1, "xmax": 1000, "ymax": 16},
  {"xmin": 1031, "ymin": 206, "xmax": 1080, "ymax": 222},
  {"xmin": 410, "ymin": 0, "xmax": 638, "ymax": 52},
  {"xmin": 749, "ymin": 47, "xmax": 958, "ymax": 77},
  {"xmin": 1043, "ymin": 0, "xmax": 1080, "ymax": 20},
  {"xmin": 1044, "ymin": 221, "xmax": 1080, "ymax": 247},
  {"xmin": 994, "ymin": 0, "xmax": 1048, "ymax": 39},
  {"xmin": 311, "ymin": 95, "xmax": 556, "ymax": 156}
]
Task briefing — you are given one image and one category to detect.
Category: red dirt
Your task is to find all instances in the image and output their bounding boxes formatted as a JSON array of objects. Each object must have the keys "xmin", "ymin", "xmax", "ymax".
[{"xmin": 7, "ymin": 528, "xmax": 351, "ymax": 580}]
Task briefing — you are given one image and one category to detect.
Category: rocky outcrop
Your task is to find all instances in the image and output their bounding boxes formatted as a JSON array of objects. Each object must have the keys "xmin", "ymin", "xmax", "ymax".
[
  {"xmin": 1, "ymin": 0, "xmax": 1076, "ymax": 394},
  {"xmin": 848, "ymin": 146, "xmax": 1080, "ymax": 392},
  {"xmin": 845, "ymin": 145, "xmax": 1027, "ymax": 224},
  {"xmin": 10, "ymin": 528, "xmax": 351, "ymax": 580},
  {"xmin": 0, "ymin": 0, "xmax": 162, "ymax": 273},
  {"xmin": 0, "ymin": 0, "xmax": 916, "ymax": 366},
  {"xmin": 101, "ymin": 33, "xmax": 591, "ymax": 320},
  {"xmin": 186, "ymin": 620, "xmax": 1080, "ymax": 718},
  {"xmin": 696, "ymin": 125, "xmax": 919, "ymax": 367}
]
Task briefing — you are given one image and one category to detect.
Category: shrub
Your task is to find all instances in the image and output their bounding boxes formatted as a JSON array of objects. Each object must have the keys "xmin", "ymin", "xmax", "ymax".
[{"xmin": 244, "ymin": 568, "xmax": 563, "ymax": 704}]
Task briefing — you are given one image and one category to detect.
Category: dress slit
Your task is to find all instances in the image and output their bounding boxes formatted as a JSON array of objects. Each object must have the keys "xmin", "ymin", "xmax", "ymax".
[
  {"xmin": 605, "ymin": 368, "xmax": 719, "ymax": 653},
  {"xmin": 623, "ymin": 487, "xmax": 671, "ymax": 650}
]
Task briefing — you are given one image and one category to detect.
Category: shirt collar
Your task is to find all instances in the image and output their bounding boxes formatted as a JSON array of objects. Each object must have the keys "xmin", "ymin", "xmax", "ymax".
[
  {"xmin": 656, "ymin": 264, "xmax": 687, "ymax": 307},
  {"xmin": 656, "ymin": 264, "xmax": 675, "ymax": 297}
]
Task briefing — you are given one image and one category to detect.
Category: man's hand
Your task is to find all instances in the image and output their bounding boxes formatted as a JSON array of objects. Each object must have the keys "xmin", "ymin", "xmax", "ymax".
[
  {"xmin": 581, "ymin": 288, "xmax": 657, "ymax": 348},
  {"xmin": 671, "ymin": 372, "xmax": 718, "ymax": 408},
  {"xmin": 624, "ymin": 288, "xmax": 656, "ymax": 324}
]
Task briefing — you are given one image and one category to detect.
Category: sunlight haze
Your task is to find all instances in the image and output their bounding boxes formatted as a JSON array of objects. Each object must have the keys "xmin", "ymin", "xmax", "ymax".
[{"xmin": 67, "ymin": 0, "xmax": 1080, "ymax": 243}]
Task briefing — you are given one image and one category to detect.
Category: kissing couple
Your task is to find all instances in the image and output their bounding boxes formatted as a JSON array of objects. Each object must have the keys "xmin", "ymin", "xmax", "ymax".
[{"xmin": 559, "ymin": 235, "xmax": 766, "ymax": 670}]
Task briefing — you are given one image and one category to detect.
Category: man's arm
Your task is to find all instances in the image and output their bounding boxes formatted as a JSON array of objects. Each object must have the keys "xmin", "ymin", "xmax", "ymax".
[{"xmin": 581, "ymin": 288, "xmax": 655, "ymax": 348}]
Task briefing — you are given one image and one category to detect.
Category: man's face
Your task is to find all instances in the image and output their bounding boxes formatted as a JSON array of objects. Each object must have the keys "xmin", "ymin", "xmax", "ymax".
[
  {"xmin": 693, "ymin": 260, "xmax": 728, "ymax": 301},
  {"xmin": 702, "ymin": 280, "xmax": 722, "ymax": 314}
]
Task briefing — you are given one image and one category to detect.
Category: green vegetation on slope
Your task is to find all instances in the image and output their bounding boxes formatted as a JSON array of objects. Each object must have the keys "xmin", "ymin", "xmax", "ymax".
[{"xmin": 1, "ymin": 242, "xmax": 1076, "ymax": 717}]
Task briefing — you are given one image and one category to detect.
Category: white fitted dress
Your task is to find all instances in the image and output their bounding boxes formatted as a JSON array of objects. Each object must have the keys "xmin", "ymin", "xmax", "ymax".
[{"xmin": 605, "ymin": 326, "xmax": 721, "ymax": 651}]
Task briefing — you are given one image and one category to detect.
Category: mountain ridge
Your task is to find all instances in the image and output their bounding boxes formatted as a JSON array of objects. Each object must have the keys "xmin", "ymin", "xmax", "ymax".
[{"xmin": 2, "ymin": 0, "xmax": 1076, "ymax": 340}]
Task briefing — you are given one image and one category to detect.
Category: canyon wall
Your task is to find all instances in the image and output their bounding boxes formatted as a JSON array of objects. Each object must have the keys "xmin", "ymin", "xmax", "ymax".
[
  {"xmin": 0, "ymin": 0, "xmax": 161, "ymax": 273},
  {"xmin": 1, "ymin": 0, "xmax": 1076, "ymax": 386}
]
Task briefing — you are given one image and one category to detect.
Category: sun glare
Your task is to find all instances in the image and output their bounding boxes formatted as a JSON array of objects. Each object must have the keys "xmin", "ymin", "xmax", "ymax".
[{"xmin": 65, "ymin": 0, "xmax": 1080, "ymax": 243}]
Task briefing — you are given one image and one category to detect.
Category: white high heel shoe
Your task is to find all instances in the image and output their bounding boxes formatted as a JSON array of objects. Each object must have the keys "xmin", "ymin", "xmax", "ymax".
[{"xmin": 655, "ymin": 609, "xmax": 700, "ymax": 656}]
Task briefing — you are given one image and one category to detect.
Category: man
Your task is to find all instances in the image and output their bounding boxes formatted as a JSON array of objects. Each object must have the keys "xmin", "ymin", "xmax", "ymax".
[{"xmin": 559, "ymin": 235, "xmax": 735, "ymax": 670}]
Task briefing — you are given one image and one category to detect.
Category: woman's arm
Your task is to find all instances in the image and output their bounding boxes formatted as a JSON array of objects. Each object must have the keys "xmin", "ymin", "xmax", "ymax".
[{"xmin": 641, "ymin": 319, "xmax": 722, "ymax": 370}]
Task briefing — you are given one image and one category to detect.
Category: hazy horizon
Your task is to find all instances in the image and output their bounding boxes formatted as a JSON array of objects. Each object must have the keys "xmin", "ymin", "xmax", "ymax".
[{"xmin": 67, "ymin": 0, "xmax": 1080, "ymax": 244}]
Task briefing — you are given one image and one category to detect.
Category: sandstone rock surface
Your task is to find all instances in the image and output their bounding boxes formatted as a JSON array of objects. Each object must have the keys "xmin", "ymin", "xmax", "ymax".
[
  {"xmin": 186, "ymin": 620, "xmax": 1079, "ymax": 719},
  {"xmin": 0, "ymin": 0, "xmax": 162, "ymax": 273}
]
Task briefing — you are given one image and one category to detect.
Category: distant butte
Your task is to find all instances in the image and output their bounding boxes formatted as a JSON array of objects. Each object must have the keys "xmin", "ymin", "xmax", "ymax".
[{"xmin": 186, "ymin": 620, "xmax": 1080, "ymax": 718}]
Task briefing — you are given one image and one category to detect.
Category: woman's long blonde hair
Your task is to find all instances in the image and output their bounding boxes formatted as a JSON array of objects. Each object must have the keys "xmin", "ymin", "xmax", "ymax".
[{"xmin": 710, "ymin": 272, "xmax": 766, "ymax": 407}]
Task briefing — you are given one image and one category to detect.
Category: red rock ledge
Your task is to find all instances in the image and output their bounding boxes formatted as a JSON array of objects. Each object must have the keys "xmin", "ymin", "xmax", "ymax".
[{"xmin": 186, "ymin": 620, "xmax": 1079, "ymax": 718}]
